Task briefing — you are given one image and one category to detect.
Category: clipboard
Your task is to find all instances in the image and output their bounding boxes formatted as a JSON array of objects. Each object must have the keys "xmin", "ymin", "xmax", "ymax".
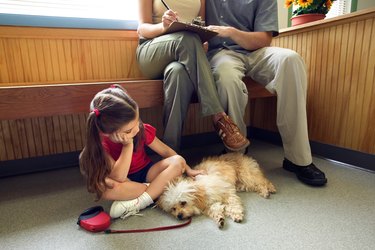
[{"xmin": 165, "ymin": 21, "xmax": 218, "ymax": 43}]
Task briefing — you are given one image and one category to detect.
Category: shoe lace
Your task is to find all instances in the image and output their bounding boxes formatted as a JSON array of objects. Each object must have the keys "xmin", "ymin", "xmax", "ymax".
[
  {"xmin": 222, "ymin": 116, "xmax": 238, "ymax": 134},
  {"xmin": 120, "ymin": 208, "xmax": 143, "ymax": 219}
]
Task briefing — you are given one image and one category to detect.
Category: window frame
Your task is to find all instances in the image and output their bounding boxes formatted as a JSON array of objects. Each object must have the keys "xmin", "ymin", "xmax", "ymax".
[{"xmin": 0, "ymin": 13, "xmax": 138, "ymax": 30}]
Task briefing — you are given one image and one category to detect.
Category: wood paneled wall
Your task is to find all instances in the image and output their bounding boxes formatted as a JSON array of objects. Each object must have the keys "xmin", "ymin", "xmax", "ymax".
[
  {"xmin": 0, "ymin": 8, "xmax": 374, "ymax": 161},
  {"xmin": 0, "ymin": 27, "xmax": 143, "ymax": 84},
  {"xmin": 273, "ymin": 8, "xmax": 375, "ymax": 155},
  {"xmin": 0, "ymin": 26, "xmax": 243, "ymax": 161}
]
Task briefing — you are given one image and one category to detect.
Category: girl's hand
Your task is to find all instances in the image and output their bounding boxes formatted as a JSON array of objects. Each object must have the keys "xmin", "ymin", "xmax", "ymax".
[
  {"xmin": 185, "ymin": 167, "xmax": 206, "ymax": 179},
  {"xmin": 162, "ymin": 9, "xmax": 179, "ymax": 29},
  {"xmin": 109, "ymin": 132, "xmax": 122, "ymax": 143},
  {"xmin": 109, "ymin": 132, "xmax": 133, "ymax": 146}
]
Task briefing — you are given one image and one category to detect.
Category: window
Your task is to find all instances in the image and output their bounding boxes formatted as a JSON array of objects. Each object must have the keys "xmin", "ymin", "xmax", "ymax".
[
  {"xmin": 326, "ymin": 0, "xmax": 351, "ymax": 19},
  {"xmin": 0, "ymin": 0, "xmax": 139, "ymax": 29}
]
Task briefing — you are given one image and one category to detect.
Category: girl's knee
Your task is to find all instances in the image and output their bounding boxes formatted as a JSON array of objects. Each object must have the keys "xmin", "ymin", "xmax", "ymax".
[
  {"xmin": 169, "ymin": 154, "xmax": 186, "ymax": 167},
  {"xmin": 166, "ymin": 155, "xmax": 186, "ymax": 176}
]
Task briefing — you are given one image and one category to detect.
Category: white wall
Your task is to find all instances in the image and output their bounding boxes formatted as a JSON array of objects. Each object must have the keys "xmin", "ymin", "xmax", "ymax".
[{"xmin": 357, "ymin": 0, "xmax": 375, "ymax": 10}]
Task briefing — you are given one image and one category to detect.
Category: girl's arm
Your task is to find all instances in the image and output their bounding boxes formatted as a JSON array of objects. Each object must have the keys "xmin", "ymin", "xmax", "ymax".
[
  {"xmin": 148, "ymin": 136, "xmax": 177, "ymax": 158},
  {"xmin": 148, "ymin": 137, "xmax": 205, "ymax": 178},
  {"xmin": 107, "ymin": 139, "xmax": 134, "ymax": 183},
  {"xmin": 137, "ymin": 0, "xmax": 179, "ymax": 39}
]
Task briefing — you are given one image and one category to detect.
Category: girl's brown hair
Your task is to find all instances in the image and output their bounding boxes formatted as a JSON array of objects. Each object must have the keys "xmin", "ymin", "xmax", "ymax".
[{"xmin": 79, "ymin": 84, "xmax": 144, "ymax": 200}]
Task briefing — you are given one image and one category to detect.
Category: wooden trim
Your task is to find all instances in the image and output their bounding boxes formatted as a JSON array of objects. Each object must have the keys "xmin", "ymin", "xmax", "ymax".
[
  {"xmin": 0, "ymin": 78, "xmax": 275, "ymax": 120},
  {"xmin": 2, "ymin": 128, "xmax": 373, "ymax": 177},
  {"xmin": 0, "ymin": 25, "xmax": 139, "ymax": 40},
  {"xmin": 0, "ymin": 80, "xmax": 163, "ymax": 120}
]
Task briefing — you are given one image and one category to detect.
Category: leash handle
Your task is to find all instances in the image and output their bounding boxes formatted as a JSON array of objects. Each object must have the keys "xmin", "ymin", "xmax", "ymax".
[{"xmin": 104, "ymin": 218, "xmax": 192, "ymax": 234}]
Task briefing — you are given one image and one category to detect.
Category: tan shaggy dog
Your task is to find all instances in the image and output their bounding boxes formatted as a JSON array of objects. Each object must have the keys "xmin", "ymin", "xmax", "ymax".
[{"xmin": 157, "ymin": 153, "xmax": 276, "ymax": 228}]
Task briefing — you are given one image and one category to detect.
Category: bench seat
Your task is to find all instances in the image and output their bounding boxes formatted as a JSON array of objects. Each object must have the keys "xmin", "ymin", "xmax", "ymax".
[{"xmin": 0, "ymin": 78, "xmax": 275, "ymax": 120}]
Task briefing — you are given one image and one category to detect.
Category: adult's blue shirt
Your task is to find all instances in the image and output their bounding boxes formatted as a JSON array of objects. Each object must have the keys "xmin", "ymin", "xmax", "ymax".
[{"xmin": 205, "ymin": 0, "xmax": 279, "ymax": 56}]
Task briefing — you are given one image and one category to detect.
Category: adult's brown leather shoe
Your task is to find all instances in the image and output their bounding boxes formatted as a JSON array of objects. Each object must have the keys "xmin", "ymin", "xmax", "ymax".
[{"xmin": 214, "ymin": 115, "xmax": 250, "ymax": 151}]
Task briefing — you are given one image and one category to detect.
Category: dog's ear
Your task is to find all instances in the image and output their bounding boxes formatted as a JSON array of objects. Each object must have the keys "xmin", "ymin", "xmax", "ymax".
[
  {"xmin": 168, "ymin": 176, "xmax": 183, "ymax": 187},
  {"xmin": 156, "ymin": 176, "xmax": 186, "ymax": 211},
  {"xmin": 161, "ymin": 176, "xmax": 181, "ymax": 193},
  {"xmin": 192, "ymin": 186, "xmax": 207, "ymax": 211}
]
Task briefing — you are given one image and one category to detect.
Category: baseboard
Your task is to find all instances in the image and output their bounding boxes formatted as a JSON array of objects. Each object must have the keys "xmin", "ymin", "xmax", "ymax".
[
  {"xmin": 1, "ymin": 127, "xmax": 374, "ymax": 177},
  {"xmin": 0, "ymin": 152, "xmax": 81, "ymax": 178},
  {"xmin": 248, "ymin": 127, "xmax": 375, "ymax": 172}
]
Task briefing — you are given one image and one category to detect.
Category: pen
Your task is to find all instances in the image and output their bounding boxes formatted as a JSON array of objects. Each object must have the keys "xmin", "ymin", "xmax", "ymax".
[
  {"xmin": 161, "ymin": 0, "xmax": 171, "ymax": 10},
  {"xmin": 161, "ymin": 0, "xmax": 178, "ymax": 22}
]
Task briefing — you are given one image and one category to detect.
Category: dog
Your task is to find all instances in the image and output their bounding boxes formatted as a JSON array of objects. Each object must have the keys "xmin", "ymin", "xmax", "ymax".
[{"xmin": 157, "ymin": 153, "xmax": 276, "ymax": 228}]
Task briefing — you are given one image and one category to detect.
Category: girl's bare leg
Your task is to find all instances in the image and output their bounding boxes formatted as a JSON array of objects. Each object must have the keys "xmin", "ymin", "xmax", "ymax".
[
  {"xmin": 106, "ymin": 155, "xmax": 185, "ymax": 219},
  {"xmin": 145, "ymin": 155, "xmax": 185, "ymax": 199},
  {"xmin": 103, "ymin": 155, "xmax": 184, "ymax": 201},
  {"xmin": 102, "ymin": 181, "xmax": 148, "ymax": 201}
]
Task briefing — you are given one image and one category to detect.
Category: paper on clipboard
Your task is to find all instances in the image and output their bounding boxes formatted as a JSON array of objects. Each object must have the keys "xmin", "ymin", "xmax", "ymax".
[{"xmin": 165, "ymin": 21, "xmax": 218, "ymax": 43}]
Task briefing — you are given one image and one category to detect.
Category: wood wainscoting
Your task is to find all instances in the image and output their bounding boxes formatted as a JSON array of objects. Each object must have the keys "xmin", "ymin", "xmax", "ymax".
[
  {"xmin": 0, "ymin": 7, "xmax": 374, "ymax": 163},
  {"xmin": 0, "ymin": 26, "xmax": 274, "ymax": 161},
  {"xmin": 272, "ymin": 7, "xmax": 375, "ymax": 156}
]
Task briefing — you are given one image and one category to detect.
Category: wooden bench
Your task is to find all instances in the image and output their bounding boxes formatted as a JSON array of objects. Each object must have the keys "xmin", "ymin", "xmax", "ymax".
[{"xmin": 0, "ymin": 78, "xmax": 275, "ymax": 120}]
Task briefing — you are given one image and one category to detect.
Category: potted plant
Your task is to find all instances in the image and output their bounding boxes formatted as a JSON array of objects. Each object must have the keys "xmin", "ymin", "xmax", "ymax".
[{"xmin": 285, "ymin": 0, "xmax": 336, "ymax": 26}]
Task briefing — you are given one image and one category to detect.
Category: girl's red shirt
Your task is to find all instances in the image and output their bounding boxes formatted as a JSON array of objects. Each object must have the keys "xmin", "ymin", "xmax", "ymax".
[{"xmin": 101, "ymin": 124, "xmax": 156, "ymax": 174}]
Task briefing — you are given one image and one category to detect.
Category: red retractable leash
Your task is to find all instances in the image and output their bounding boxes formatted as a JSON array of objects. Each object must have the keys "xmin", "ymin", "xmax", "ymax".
[
  {"xmin": 104, "ymin": 217, "xmax": 192, "ymax": 234},
  {"xmin": 77, "ymin": 206, "xmax": 192, "ymax": 234}
]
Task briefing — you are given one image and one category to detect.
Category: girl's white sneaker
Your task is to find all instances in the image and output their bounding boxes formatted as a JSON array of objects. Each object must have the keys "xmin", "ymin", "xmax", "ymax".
[{"xmin": 109, "ymin": 200, "xmax": 140, "ymax": 219}]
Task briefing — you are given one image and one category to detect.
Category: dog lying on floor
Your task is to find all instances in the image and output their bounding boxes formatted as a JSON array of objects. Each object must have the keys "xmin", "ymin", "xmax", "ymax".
[{"xmin": 157, "ymin": 153, "xmax": 276, "ymax": 228}]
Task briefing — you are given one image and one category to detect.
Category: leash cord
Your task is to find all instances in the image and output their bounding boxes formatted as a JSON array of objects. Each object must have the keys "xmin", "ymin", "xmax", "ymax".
[{"xmin": 104, "ymin": 218, "xmax": 192, "ymax": 234}]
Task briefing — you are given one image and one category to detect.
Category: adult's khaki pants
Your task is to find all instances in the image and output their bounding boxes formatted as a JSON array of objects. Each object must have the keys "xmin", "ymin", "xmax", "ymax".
[
  {"xmin": 136, "ymin": 32, "xmax": 223, "ymax": 151},
  {"xmin": 209, "ymin": 47, "xmax": 312, "ymax": 166}
]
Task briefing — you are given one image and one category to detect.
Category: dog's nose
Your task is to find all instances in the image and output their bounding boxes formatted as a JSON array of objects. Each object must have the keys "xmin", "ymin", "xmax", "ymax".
[{"xmin": 177, "ymin": 213, "xmax": 184, "ymax": 220}]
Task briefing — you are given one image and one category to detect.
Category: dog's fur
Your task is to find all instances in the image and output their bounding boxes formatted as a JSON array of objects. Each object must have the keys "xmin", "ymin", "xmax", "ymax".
[{"xmin": 157, "ymin": 153, "xmax": 276, "ymax": 228}]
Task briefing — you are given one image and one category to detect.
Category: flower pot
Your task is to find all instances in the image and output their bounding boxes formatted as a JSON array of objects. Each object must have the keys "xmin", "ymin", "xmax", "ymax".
[{"xmin": 291, "ymin": 13, "xmax": 326, "ymax": 26}]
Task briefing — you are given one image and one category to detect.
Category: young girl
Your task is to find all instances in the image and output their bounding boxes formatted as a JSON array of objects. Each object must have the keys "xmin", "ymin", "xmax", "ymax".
[{"xmin": 79, "ymin": 84, "xmax": 203, "ymax": 219}]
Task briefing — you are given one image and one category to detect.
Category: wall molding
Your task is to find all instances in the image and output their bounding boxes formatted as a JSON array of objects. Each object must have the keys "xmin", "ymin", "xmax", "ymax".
[{"xmin": 1, "ymin": 127, "xmax": 373, "ymax": 178}]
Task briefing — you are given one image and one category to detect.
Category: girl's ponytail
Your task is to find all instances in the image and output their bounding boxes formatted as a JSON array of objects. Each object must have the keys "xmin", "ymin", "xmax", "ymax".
[{"xmin": 79, "ymin": 111, "xmax": 111, "ymax": 200}]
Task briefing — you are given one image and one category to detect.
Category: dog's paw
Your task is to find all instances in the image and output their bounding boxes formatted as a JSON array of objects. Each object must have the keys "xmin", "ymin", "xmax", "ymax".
[
  {"xmin": 233, "ymin": 215, "xmax": 243, "ymax": 223},
  {"xmin": 235, "ymin": 184, "xmax": 247, "ymax": 192},
  {"xmin": 217, "ymin": 217, "xmax": 225, "ymax": 229},
  {"xmin": 259, "ymin": 190, "xmax": 271, "ymax": 198},
  {"xmin": 268, "ymin": 182, "xmax": 276, "ymax": 193},
  {"xmin": 234, "ymin": 218, "xmax": 243, "ymax": 223},
  {"xmin": 229, "ymin": 211, "xmax": 244, "ymax": 223},
  {"xmin": 258, "ymin": 181, "xmax": 276, "ymax": 198}
]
